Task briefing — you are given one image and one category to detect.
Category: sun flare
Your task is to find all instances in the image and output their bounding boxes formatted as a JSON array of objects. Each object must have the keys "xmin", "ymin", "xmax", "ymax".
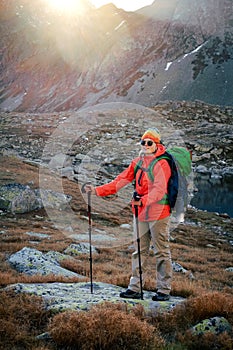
[
  {"xmin": 47, "ymin": 0, "xmax": 82, "ymax": 13},
  {"xmin": 46, "ymin": 0, "xmax": 153, "ymax": 14}
]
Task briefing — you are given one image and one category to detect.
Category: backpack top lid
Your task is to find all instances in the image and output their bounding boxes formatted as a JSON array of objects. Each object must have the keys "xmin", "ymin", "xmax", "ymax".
[{"xmin": 167, "ymin": 146, "xmax": 192, "ymax": 177}]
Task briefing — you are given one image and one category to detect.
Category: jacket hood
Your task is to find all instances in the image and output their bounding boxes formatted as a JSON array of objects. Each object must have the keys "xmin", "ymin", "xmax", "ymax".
[{"xmin": 155, "ymin": 143, "xmax": 167, "ymax": 157}]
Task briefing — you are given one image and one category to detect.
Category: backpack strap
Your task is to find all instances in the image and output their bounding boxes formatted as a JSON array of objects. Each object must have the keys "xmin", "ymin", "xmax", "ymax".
[
  {"xmin": 133, "ymin": 159, "xmax": 143, "ymax": 178},
  {"xmin": 134, "ymin": 155, "xmax": 171, "ymax": 205},
  {"xmin": 134, "ymin": 155, "xmax": 171, "ymax": 182},
  {"xmin": 147, "ymin": 154, "xmax": 171, "ymax": 182}
]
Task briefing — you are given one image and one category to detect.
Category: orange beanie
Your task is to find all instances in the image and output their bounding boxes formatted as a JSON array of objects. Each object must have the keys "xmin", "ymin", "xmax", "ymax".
[{"xmin": 141, "ymin": 128, "xmax": 161, "ymax": 144}]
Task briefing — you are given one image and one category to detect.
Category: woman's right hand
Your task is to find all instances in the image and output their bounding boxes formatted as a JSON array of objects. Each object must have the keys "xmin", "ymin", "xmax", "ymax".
[{"xmin": 84, "ymin": 184, "xmax": 96, "ymax": 194}]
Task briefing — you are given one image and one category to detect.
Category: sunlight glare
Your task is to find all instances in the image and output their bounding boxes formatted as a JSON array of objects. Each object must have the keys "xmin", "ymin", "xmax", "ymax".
[{"xmin": 47, "ymin": 0, "xmax": 81, "ymax": 13}]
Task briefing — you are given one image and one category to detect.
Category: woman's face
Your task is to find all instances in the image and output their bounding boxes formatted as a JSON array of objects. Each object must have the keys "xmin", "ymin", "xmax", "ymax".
[{"xmin": 140, "ymin": 138, "xmax": 157, "ymax": 154}]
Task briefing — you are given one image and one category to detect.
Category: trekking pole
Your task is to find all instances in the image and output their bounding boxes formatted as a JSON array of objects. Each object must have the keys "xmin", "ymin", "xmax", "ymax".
[
  {"xmin": 82, "ymin": 182, "xmax": 93, "ymax": 294},
  {"xmin": 87, "ymin": 190, "xmax": 93, "ymax": 294},
  {"xmin": 133, "ymin": 191, "xmax": 143, "ymax": 300}
]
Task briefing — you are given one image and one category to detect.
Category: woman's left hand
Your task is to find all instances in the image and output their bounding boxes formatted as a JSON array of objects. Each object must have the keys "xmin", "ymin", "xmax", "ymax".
[{"xmin": 131, "ymin": 199, "xmax": 142, "ymax": 206}]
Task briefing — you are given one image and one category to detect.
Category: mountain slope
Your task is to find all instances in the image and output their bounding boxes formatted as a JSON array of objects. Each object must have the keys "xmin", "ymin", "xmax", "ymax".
[
  {"xmin": 0, "ymin": 0, "xmax": 232, "ymax": 112},
  {"xmin": 138, "ymin": 0, "xmax": 232, "ymax": 35}
]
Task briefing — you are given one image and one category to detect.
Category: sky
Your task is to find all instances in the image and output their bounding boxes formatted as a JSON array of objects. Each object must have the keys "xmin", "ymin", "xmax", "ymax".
[{"xmin": 90, "ymin": 0, "xmax": 154, "ymax": 12}]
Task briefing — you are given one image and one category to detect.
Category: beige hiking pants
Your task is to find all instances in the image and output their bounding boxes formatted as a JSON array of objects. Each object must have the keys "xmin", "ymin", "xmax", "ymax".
[{"xmin": 128, "ymin": 216, "xmax": 172, "ymax": 295}]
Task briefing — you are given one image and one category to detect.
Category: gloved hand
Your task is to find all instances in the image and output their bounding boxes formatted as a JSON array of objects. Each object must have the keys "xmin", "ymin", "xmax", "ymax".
[
  {"xmin": 81, "ymin": 182, "xmax": 96, "ymax": 194},
  {"xmin": 132, "ymin": 191, "xmax": 142, "ymax": 206},
  {"xmin": 131, "ymin": 198, "xmax": 142, "ymax": 206}
]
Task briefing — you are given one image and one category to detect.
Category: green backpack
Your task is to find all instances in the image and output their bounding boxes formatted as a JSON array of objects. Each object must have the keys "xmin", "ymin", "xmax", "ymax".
[
  {"xmin": 133, "ymin": 146, "xmax": 192, "ymax": 209},
  {"xmin": 167, "ymin": 146, "xmax": 192, "ymax": 177}
]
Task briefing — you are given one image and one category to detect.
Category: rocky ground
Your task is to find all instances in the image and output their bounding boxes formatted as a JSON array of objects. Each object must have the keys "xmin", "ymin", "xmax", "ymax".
[
  {"xmin": 0, "ymin": 100, "xmax": 233, "ymax": 315},
  {"xmin": 1, "ymin": 100, "xmax": 232, "ymax": 173}
]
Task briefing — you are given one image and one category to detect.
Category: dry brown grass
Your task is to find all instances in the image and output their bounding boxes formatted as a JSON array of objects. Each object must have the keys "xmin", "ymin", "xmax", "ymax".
[
  {"xmin": 0, "ymin": 218, "xmax": 233, "ymax": 350},
  {"xmin": 48, "ymin": 302, "xmax": 165, "ymax": 350},
  {"xmin": 2, "ymin": 223, "xmax": 232, "ymax": 350},
  {"xmin": 0, "ymin": 290, "xmax": 53, "ymax": 350},
  {"xmin": 147, "ymin": 292, "xmax": 233, "ymax": 349}
]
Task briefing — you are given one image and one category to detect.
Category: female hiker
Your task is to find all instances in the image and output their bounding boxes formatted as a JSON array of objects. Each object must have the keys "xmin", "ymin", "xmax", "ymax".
[{"xmin": 84, "ymin": 128, "xmax": 172, "ymax": 301}]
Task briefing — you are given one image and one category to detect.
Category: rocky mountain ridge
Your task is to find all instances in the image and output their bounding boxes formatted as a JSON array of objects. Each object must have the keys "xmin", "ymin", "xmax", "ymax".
[{"xmin": 0, "ymin": 0, "xmax": 232, "ymax": 112}]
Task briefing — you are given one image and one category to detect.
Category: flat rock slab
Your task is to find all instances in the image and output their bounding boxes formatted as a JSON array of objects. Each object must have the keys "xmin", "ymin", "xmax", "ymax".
[{"xmin": 6, "ymin": 281, "xmax": 185, "ymax": 315}]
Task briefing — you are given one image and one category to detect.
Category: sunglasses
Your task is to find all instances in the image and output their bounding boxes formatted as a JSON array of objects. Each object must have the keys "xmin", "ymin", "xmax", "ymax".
[{"xmin": 140, "ymin": 140, "xmax": 154, "ymax": 146}]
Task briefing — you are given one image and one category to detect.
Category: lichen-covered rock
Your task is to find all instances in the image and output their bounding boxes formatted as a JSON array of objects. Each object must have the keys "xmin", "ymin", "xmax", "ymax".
[
  {"xmin": 36, "ymin": 188, "xmax": 72, "ymax": 210},
  {"xmin": 0, "ymin": 183, "xmax": 40, "ymax": 213},
  {"xmin": 8, "ymin": 247, "xmax": 84, "ymax": 278},
  {"xmin": 5, "ymin": 281, "xmax": 185, "ymax": 314},
  {"xmin": 191, "ymin": 316, "xmax": 232, "ymax": 335},
  {"xmin": 64, "ymin": 243, "xmax": 98, "ymax": 256},
  {"xmin": 0, "ymin": 183, "xmax": 72, "ymax": 213}
]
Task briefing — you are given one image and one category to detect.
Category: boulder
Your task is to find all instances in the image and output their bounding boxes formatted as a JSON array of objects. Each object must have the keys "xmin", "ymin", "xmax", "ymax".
[
  {"xmin": 36, "ymin": 188, "xmax": 72, "ymax": 210},
  {"xmin": 0, "ymin": 183, "xmax": 40, "ymax": 213},
  {"xmin": 8, "ymin": 247, "xmax": 84, "ymax": 278},
  {"xmin": 191, "ymin": 316, "xmax": 232, "ymax": 335},
  {"xmin": 0, "ymin": 183, "xmax": 72, "ymax": 213},
  {"xmin": 64, "ymin": 243, "xmax": 98, "ymax": 256}
]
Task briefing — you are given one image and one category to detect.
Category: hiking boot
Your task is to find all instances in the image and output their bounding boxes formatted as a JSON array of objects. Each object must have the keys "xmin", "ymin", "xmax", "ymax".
[
  {"xmin": 120, "ymin": 289, "xmax": 142, "ymax": 299},
  {"xmin": 152, "ymin": 292, "xmax": 170, "ymax": 301}
]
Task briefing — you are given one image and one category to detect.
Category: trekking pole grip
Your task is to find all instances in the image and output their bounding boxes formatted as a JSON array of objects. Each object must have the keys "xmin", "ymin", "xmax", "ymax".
[
  {"xmin": 81, "ymin": 181, "xmax": 92, "ymax": 194},
  {"xmin": 133, "ymin": 191, "xmax": 141, "ymax": 202},
  {"xmin": 133, "ymin": 191, "xmax": 140, "ymax": 220}
]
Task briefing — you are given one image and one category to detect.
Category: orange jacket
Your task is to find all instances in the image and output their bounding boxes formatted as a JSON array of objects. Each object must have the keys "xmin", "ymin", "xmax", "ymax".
[{"xmin": 95, "ymin": 144, "xmax": 171, "ymax": 221}]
